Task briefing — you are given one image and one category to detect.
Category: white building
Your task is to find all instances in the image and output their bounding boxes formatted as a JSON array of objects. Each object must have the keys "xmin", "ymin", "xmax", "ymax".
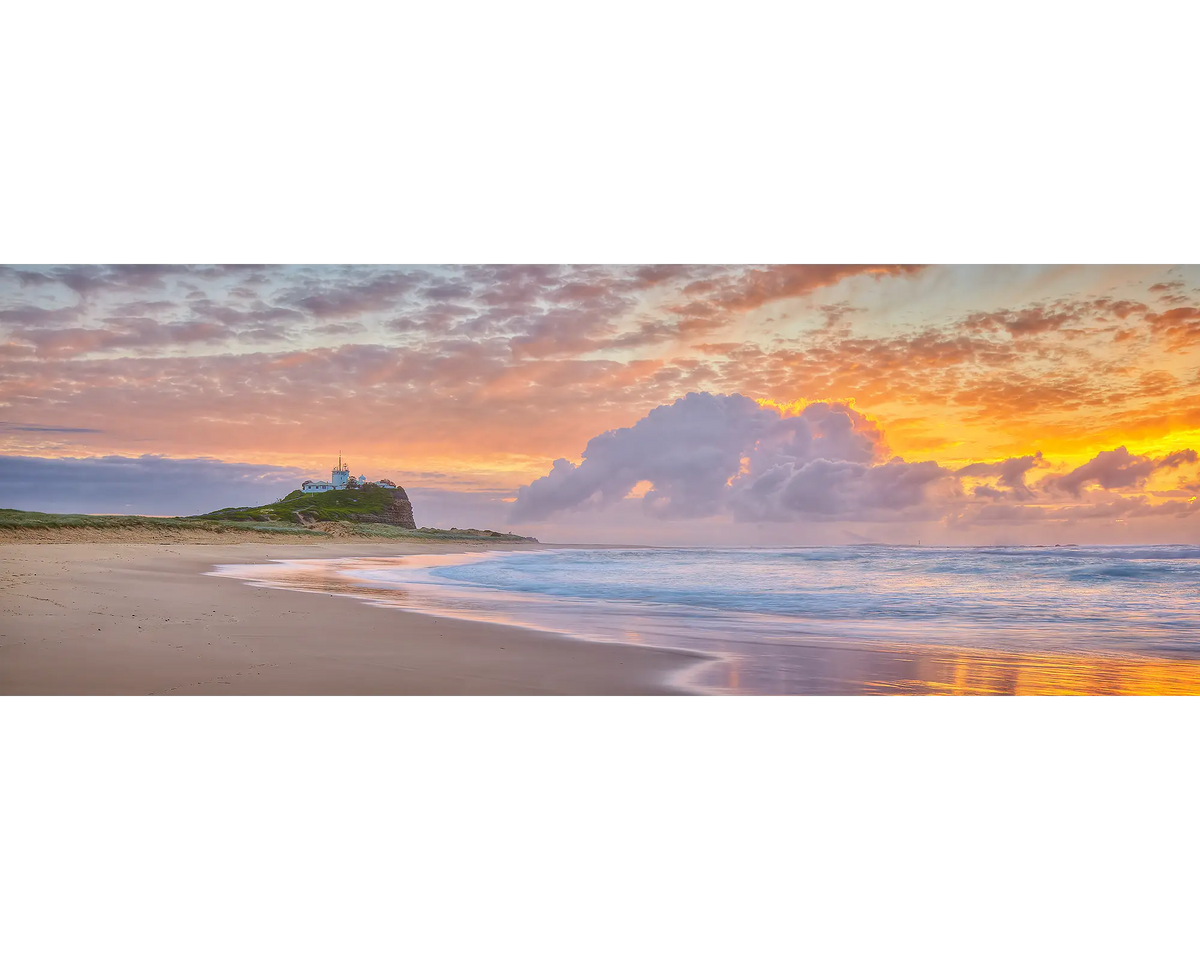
[
  {"xmin": 300, "ymin": 456, "xmax": 393, "ymax": 494},
  {"xmin": 331, "ymin": 454, "xmax": 350, "ymax": 489}
]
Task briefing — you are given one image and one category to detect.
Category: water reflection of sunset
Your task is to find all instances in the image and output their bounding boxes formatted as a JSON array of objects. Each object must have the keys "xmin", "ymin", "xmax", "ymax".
[
  {"xmin": 869, "ymin": 648, "xmax": 1200, "ymax": 696},
  {"xmin": 213, "ymin": 556, "xmax": 1200, "ymax": 696},
  {"xmin": 9, "ymin": 260, "xmax": 1200, "ymax": 696}
]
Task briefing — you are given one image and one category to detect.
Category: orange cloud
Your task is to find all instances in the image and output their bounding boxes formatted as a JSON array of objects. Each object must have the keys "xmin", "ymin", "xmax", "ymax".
[{"xmin": 3, "ymin": 264, "xmax": 1200, "ymax": 542}]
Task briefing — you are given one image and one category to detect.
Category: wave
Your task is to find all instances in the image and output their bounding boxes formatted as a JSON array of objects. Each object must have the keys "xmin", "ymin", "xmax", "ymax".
[{"xmin": 213, "ymin": 543, "xmax": 1200, "ymax": 694}]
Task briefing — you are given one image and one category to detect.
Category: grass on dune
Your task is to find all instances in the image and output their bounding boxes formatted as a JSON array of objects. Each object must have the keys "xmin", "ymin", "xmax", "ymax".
[
  {"xmin": 335, "ymin": 522, "xmax": 534, "ymax": 541},
  {"xmin": 0, "ymin": 503, "xmax": 536, "ymax": 542},
  {"xmin": 0, "ymin": 508, "xmax": 325, "ymax": 536}
]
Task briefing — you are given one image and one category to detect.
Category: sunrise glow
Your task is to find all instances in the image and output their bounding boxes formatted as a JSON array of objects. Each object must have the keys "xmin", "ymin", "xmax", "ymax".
[
  {"xmin": 9, "ymin": 260, "xmax": 1200, "ymax": 696},
  {"xmin": 1, "ymin": 263, "xmax": 1197, "ymax": 544}
]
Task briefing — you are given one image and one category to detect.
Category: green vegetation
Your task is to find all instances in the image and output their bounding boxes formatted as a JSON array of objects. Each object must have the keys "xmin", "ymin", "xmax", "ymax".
[
  {"xmin": 314, "ymin": 523, "xmax": 537, "ymax": 542},
  {"xmin": 0, "ymin": 508, "xmax": 324, "ymax": 536},
  {"xmin": 1, "ymin": 486, "xmax": 538, "ymax": 542},
  {"xmin": 197, "ymin": 485, "xmax": 401, "ymax": 524}
]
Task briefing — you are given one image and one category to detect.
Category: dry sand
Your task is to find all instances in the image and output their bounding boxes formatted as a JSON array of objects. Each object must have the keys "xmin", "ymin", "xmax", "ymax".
[{"xmin": 0, "ymin": 539, "xmax": 704, "ymax": 695}]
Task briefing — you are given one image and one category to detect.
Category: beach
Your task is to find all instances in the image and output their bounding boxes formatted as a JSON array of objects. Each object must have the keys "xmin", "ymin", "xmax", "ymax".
[
  {"xmin": 0, "ymin": 538, "xmax": 704, "ymax": 695},
  {"xmin": 4, "ymin": 260, "xmax": 1195, "ymax": 696},
  {"xmin": 5, "ymin": 535, "xmax": 1200, "ymax": 695}
]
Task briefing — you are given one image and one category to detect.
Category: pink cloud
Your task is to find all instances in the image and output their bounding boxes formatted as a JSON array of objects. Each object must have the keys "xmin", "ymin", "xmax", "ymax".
[{"xmin": 1048, "ymin": 446, "xmax": 1197, "ymax": 498}]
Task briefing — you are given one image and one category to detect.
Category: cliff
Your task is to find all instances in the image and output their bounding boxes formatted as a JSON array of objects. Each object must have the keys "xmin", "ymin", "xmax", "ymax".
[
  {"xmin": 198, "ymin": 483, "xmax": 417, "ymax": 528},
  {"xmin": 190, "ymin": 484, "xmax": 537, "ymax": 541},
  {"xmin": 344, "ymin": 486, "xmax": 416, "ymax": 529}
]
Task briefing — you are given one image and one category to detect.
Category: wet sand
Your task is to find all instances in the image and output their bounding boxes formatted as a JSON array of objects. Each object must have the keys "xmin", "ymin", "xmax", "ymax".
[
  {"xmin": 202, "ymin": 555, "xmax": 1200, "ymax": 695},
  {"xmin": 0, "ymin": 542, "xmax": 704, "ymax": 695},
  {"xmin": 5, "ymin": 541, "xmax": 1200, "ymax": 695}
]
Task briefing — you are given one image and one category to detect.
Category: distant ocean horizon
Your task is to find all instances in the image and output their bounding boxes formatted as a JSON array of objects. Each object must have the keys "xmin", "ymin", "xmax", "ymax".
[{"xmin": 214, "ymin": 544, "xmax": 1200, "ymax": 695}]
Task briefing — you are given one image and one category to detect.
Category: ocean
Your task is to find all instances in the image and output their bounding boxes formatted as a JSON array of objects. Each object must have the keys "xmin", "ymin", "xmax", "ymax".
[{"xmin": 213, "ymin": 544, "xmax": 1200, "ymax": 695}]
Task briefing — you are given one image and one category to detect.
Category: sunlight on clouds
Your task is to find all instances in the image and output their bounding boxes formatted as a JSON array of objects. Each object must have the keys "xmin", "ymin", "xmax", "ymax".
[
  {"xmin": 725, "ymin": 456, "xmax": 752, "ymax": 487},
  {"xmin": 754, "ymin": 395, "xmax": 859, "ymax": 417},
  {"xmin": 3, "ymin": 263, "xmax": 1200, "ymax": 540}
]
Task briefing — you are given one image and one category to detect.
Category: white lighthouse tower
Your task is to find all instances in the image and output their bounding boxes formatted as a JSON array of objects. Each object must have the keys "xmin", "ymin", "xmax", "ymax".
[{"xmin": 332, "ymin": 453, "xmax": 351, "ymax": 490}]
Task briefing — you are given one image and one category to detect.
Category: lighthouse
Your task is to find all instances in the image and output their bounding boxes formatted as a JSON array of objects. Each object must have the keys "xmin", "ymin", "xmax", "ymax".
[{"xmin": 331, "ymin": 453, "xmax": 350, "ymax": 490}]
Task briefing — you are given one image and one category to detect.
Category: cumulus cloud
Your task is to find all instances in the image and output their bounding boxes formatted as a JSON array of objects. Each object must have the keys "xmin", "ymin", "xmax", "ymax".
[
  {"xmin": 510, "ymin": 391, "xmax": 1200, "ymax": 531},
  {"xmin": 730, "ymin": 455, "xmax": 950, "ymax": 523},
  {"xmin": 1048, "ymin": 446, "xmax": 1197, "ymax": 497},
  {"xmin": 510, "ymin": 392, "xmax": 949, "ymax": 524},
  {"xmin": 512, "ymin": 393, "xmax": 780, "ymax": 521},
  {"xmin": 5, "ymin": 264, "xmax": 1200, "ymax": 544},
  {"xmin": 956, "ymin": 452, "xmax": 1045, "ymax": 499}
]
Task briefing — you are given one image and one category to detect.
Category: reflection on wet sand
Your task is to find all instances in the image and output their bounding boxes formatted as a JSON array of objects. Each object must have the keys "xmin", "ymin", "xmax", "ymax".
[
  {"xmin": 213, "ymin": 558, "xmax": 1200, "ymax": 696},
  {"xmin": 923, "ymin": 647, "xmax": 1200, "ymax": 696},
  {"xmin": 244, "ymin": 565, "xmax": 420, "ymax": 608},
  {"xmin": 698, "ymin": 641, "xmax": 1200, "ymax": 696}
]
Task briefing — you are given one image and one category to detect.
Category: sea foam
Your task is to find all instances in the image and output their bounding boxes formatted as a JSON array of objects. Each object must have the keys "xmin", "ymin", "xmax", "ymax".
[{"xmin": 216, "ymin": 544, "xmax": 1200, "ymax": 694}]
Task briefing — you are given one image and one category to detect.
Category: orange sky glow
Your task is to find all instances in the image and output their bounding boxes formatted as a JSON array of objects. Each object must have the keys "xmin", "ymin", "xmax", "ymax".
[{"xmin": 2, "ymin": 264, "xmax": 1198, "ymax": 543}]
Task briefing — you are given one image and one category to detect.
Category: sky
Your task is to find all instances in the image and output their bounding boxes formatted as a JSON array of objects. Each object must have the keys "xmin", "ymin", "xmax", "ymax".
[{"xmin": 1, "ymin": 263, "xmax": 1198, "ymax": 545}]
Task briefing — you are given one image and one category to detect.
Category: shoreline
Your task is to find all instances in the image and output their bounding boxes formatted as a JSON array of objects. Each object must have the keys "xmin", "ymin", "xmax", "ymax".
[
  {"xmin": 6, "ymin": 538, "xmax": 1200, "ymax": 695},
  {"xmin": 0, "ymin": 541, "xmax": 704, "ymax": 695},
  {"xmin": 210, "ymin": 550, "xmax": 1200, "ymax": 695}
]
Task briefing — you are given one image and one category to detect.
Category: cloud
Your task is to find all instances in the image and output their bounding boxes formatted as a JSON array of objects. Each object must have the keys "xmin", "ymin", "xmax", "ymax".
[
  {"xmin": 279, "ymin": 269, "xmax": 430, "ymax": 318},
  {"xmin": 0, "ymin": 421, "xmax": 102, "ymax": 434},
  {"xmin": 211, "ymin": 260, "xmax": 283, "ymax": 272},
  {"xmin": 8, "ymin": 318, "xmax": 243, "ymax": 357},
  {"xmin": 945, "ymin": 494, "xmax": 1200, "ymax": 528},
  {"xmin": 729, "ymin": 455, "xmax": 950, "ymax": 523},
  {"xmin": 959, "ymin": 297, "xmax": 1152, "ymax": 338},
  {"xmin": 0, "ymin": 455, "xmax": 308, "ymax": 516},
  {"xmin": 0, "ymin": 304, "xmax": 85, "ymax": 327},
  {"xmin": 313, "ymin": 321, "xmax": 367, "ymax": 337},
  {"xmin": 660, "ymin": 265, "xmax": 926, "ymax": 341},
  {"xmin": 4, "ymin": 264, "xmax": 1200, "ymax": 538},
  {"xmin": 511, "ymin": 393, "xmax": 779, "ymax": 521},
  {"xmin": 1144, "ymin": 306, "xmax": 1200, "ymax": 350},
  {"xmin": 679, "ymin": 265, "xmax": 924, "ymax": 315},
  {"xmin": 0, "ymin": 265, "xmax": 179, "ymax": 296},
  {"xmin": 956, "ymin": 452, "xmax": 1045, "ymax": 499},
  {"xmin": 0, "ymin": 268, "xmax": 1184, "ymax": 397},
  {"xmin": 961, "ymin": 305, "xmax": 1083, "ymax": 337},
  {"xmin": 1048, "ymin": 445, "xmax": 1197, "ymax": 497},
  {"xmin": 510, "ymin": 389, "xmax": 1200, "ymax": 534},
  {"xmin": 510, "ymin": 392, "xmax": 949, "ymax": 524}
]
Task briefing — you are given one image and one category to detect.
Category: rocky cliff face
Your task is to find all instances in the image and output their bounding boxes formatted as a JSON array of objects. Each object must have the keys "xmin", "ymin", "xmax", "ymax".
[
  {"xmin": 381, "ymin": 487, "xmax": 416, "ymax": 528},
  {"xmin": 340, "ymin": 486, "xmax": 416, "ymax": 529}
]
